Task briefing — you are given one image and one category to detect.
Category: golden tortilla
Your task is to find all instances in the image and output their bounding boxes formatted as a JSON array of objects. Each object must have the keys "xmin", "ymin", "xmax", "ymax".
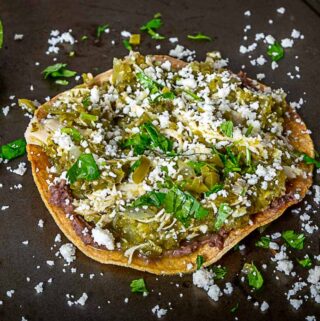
[{"xmin": 26, "ymin": 55, "xmax": 314, "ymax": 274}]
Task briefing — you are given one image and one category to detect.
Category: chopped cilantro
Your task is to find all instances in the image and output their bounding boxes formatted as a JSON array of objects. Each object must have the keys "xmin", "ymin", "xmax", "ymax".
[
  {"xmin": 153, "ymin": 91, "xmax": 176, "ymax": 101},
  {"xmin": 96, "ymin": 24, "xmax": 109, "ymax": 38},
  {"xmin": 61, "ymin": 127, "xmax": 82, "ymax": 142},
  {"xmin": 230, "ymin": 303, "xmax": 239, "ymax": 313},
  {"xmin": 42, "ymin": 63, "xmax": 76, "ymax": 79},
  {"xmin": 255, "ymin": 236, "xmax": 271, "ymax": 249},
  {"xmin": 187, "ymin": 33, "xmax": 212, "ymax": 41},
  {"xmin": 82, "ymin": 96, "xmax": 90, "ymax": 108},
  {"xmin": 55, "ymin": 79, "xmax": 69, "ymax": 86},
  {"xmin": 136, "ymin": 71, "xmax": 162, "ymax": 94},
  {"xmin": 215, "ymin": 203, "xmax": 232, "ymax": 230},
  {"xmin": 212, "ymin": 266, "xmax": 227, "ymax": 280},
  {"xmin": 122, "ymin": 122, "xmax": 173, "ymax": 155},
  {"xmin": 164, "ymin": 186, "xmax": 208, "ymax": 225},
  {"xmin": 245, "ymin": 124, "xmax": 253, "ymax": 137},
  {"xmin": 131, "ymin": 191, "xmax": 166, "ymax": 208},
  {"xmin": 0, "ymin": 138, "xmax": 26, "ymax": 160},
  {"xmin": 129, "ymin": 158, "xmax": 142, "ymax": 173},
  {"xmin": 140, "ymin": 13, "xmax": 165, "ymax": 40},
  {"xmin": 0, "ymin": 19, "xmax": 3, "ymax": 49},
  {"xmin": 204, "ymin": 184, "xmax": 224, "ymax": 197},
  {"xmin": 297, "ymin": 256, "xmax": 312, "ymax": 268},
  {"xmin": 187, "ymin": 160, "xmax": 207, "ymax": 175},
  {"xmin": 196, "ymin": 255, "xmax": 205, "ymax": 270},
  {"xmin": 243, "ymin": 262, "xmax": 264, "ymax": 290},
  {"xmin": 123, "ymin": 39, "xmax": 132, "ymax": 51},
  {"xmin": 302, "ymin": 153, "xmax": 320, "ymax": 169},
  {"xmin": 183, "ymin": 89, "xmax": 203, "ymax": 101},
  {"xmin": 220, "ymin": 120, "xmax": 234, "ymax": 138},
  {"xmin": 267, "ymin": 42, "xmax": 284, "ymax": 62},
  {"xmin": 130, "ymin": 278, "xmax": 148, "ymax": 294},
  {"xmin": 67, "ymin": 153, "xmax": 100, "ymax": 184},
  {"xmin": 282, "ymin": 230, "xmax": 305, "ymax": 250}
]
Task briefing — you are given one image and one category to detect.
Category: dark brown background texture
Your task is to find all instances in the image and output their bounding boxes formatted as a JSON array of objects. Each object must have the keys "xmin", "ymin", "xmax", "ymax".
[{"xmin": 0, "ymin": 0, "xmax": 320, "ymax": 320}]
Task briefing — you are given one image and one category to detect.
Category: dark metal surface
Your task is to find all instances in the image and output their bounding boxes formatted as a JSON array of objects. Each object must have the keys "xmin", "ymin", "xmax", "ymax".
[{"xmin": 0, "ymin": 0, "xmax": 319, "ymax": 320}]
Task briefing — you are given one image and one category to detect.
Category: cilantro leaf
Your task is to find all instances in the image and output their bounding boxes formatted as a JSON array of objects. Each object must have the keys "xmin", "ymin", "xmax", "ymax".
[
  {"xmin": 55, "ymin": 79, "xmax": 69, "ymax": 86},
  {"xmin": 129, "ymin": 158, "xmax": 142, "ymax": 173},
  {"xmin": 204, "ymin": 184, "xmax": 224, "ymax": 197},
  {"xmin": 61, "ymin": 127, "xmax": 82, "ymax": 142},
  {"xmin": 243, "ymin": 262, "xmax": 264, "ymax": 290},
  {"xmin": 130, "ymin": 278, "xmax": 148, "ymax": 294},
  {"xmin": 183, "ymin": 89, "xmax": 203, "ymax": 101},
  {"xmin": 196, "ymin": 255, "xmax": 205, "ymax": 270},
  {"xmin": 96, "ymin": 24, "xmax": 109, "ymax": 38},
  {"xmin": 42, "ymin": 63, "xmax": 76, "ymax": 85},
  {"xmin": 267, "ymin": 42, "xmax": 284, "ymax": 62},
  {"xmin": 131, "ymin": 191, "xmax": 166, "ymax": 208},
  {"xmin": 123, "ymin": 39, "xmax": 132, "ymax": 51},
  {"xmin": 0, "ymin": 19, "xmax": 3, "ymax": 49},
  {"xmin": 282, "ymin": 230, "xmax": 305, "ymax": 250},
  {"xmin": 67, "ymin": 153, "xmax": 100, "ymax": 184},
  {"xmin": 255, "ymin": 236, "xmax": 271, "ymax": 249},
  {"xmin": 297, "ymin": 256, "xmax": 312, "ymax": 268},
  {"xmin": 212, "ymin": 266, "xmax": 227, "ymax": 280},
  {"xmin": 164, "ymin": 186, "xmax": 208, "ymax": 225},
  {"xmin": 140, "ymin": 13, "xmax": 165, "ymax": 40},
  {"xmin": 187, "ymin": 160, "xmax": 207, "ymax": 175},
  {"xmin": 82, "ymin": 96, "xmax": 91, "ymax": 108},
  {"xmin": 136, "ymin": 71, "xmax": 162, "ymax": 94},
  {"xmin": 220, "ymin": 120, "xmax": 234, "ymax": 138},
  {"xmin": 0, "ymin": 138, "xmax": 26, "ymax": 160},
  {"xmin": 122, "ymin": 122, "xmax": 173, "ymax": 155},
  {"xmin": 215, "ymin": 203, "xmax": 232, "ymax": 230},
  {"xmin": 230, "ymin": 303, "xmax": 239, "ymax": 313},
  {"xmin": 187, "ymin": 33, "xmax": 212, "ymax": 41},
  {"xmin": 153, "ymin": 91, "xmax": 176, "ymax": 101},
  {"xmin": 302, "ymin": 153, "xmax": 320, "ymax": 169}
]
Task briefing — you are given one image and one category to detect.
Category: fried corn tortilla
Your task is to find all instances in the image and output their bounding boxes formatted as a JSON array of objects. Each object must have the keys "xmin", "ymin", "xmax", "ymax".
[{"xmin": 25, "ymin": 53, "xmax": 314, "ymax": 274}]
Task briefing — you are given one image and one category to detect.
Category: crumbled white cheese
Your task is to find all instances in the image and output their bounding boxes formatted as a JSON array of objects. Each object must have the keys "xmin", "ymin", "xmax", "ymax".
[
  {"xmin": 59, "ymin": 243, "xmax": 76, "ymax": 264},
  {"xmin": 91, "ymin": 227, "xmax": 115, "ymax": 250}
]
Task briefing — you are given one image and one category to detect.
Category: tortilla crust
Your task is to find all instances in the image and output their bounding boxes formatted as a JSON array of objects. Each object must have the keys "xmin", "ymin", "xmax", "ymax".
[{"xmin": 26, "ymin": 55, "xmax": 314, "ymax": 274}]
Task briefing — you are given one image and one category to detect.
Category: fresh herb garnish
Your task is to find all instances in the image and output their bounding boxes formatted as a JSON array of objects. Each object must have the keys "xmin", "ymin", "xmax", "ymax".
[
  {"xmin": 243, "ymin": 263, "xmax": 264, "ymax": 290},
  {"xmin": 42, "ymin": 63, "xmax": 76, "ymax": 79},
  {"xmin": 187, "ymin": 33, "xmax": 212, "ymax": 41},
  {"xmin": 130, "ymin": 158, "xmax": 142, "ymax": 173},
  {"xmin": 122, "ymin": 122, "xmax": 173, "ymax": 155},
  {"xmin": 153, "ymin": 91, "xmax": 176, "ymax": 101},
  {"xmin": 0, "ymin": 19, "xmax": 3, "ymax": 49},
  {"xmin": 204, "ymin": 184, "xmax": 224, "ymax": 197},
  {"xmin": 212, "ymin": 266, "xmax": 227, "ymax": 280},
  {"xmin": 140, "ymin": 13, "xmax": 165, "ymax": 40},
  {"xmin": 220, "ymin": 120, "xmax": 234, "ymax": 138},
  {"xmin": 164, "ymin": 186, "xmax": 208, "ymax": 225},
  {"xmin": 0, "ymin": 138, "xmax": 26, "ymax": 160},
  {"xmin": 245, "ymin": 125, "xmax": 253, "ymax": 137},
  {"xmin": 67, "ymin": 153, "xmax": 100, "ymax": 184},
  {"xmin": 82, "ymin": 96, "xmax": 90, "ymax": 108},
  {"xmin": 297, "ymin": 256, "xmax": 312, "ymax": 268},
  {"xmin": 215, "ymin": 203, "xmax": 232, "ymax": 230},
  {"xmin": 267, "ymin": 42, "xmax": 284, "ymax": 62},
  {"xmin": 282, "ymin": 230, "xmax": 305, "ymax": 250},
  {"xmin": 187, "ymin": 161, "xmax": 206, "ymax": 175},
  {"xmin": 131, "ymin": 191, "xmax": 166, "ymax": 208},
  {"xmin": 255, "ymin": 236, "xmax": 271, "ymax": 249},
  {"xmin": 61, "ymin": 127, "xmax": 82, "ymax": 142},
  {"xmin": 136, "ymin": 71, "xmax": 162, "ymax": 94},
  {"xmin": 123, "ymin": 39, "xmax": 132, "ymax": 51},
  {"xmin": 196, "ymin": 255, "xmax": 205, "ymax": 270},
  {"xmin": 130, "ymin": 278, "xmax": 148, "ymax": 294},
  {"xmin": 230, "ymin": 303, "xmax": 239, "ymax": 313},
  {"xmin": 213, "ymin": 146, "xmax": 242, "ymax": 175},
  {"xmin": 55, "ymin": 79, "xmax": 69, "ymax": 85},
  {"xmin": 183, "ymin": 89, "xmax": 202, "ymax": 101},
  {"xmin": 96, "ymin": 24, "xmax": 109, "ymax": 38},
  {"xmin": 302, "ymin": 153, "xmax": 320, "ymax": 169}
]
